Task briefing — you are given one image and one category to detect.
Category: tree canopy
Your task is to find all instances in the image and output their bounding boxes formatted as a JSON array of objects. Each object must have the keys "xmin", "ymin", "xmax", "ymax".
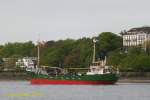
[{"xmin": 0, "ymin": 32, "xmax": 150, "ymax": 72}]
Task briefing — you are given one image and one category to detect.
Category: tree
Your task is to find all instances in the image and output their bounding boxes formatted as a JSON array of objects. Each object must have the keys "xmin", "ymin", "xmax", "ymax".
[
  {"xmin": 108, "ymin": 46, "xmax": 150, "ymax": 72},
  {"xmin": 97, "ymin": 32, "xmax": 123, "ymax": 59},
  {"xmin": 0, "ymin": 41, "xmax": 35, "ymax": 57},
  {"xmin": 143, "ymin": 40, "xmax": 150, "ymax": 55},
  {"xmin": 107, "ymin": 49, "xmax": 125, "ymax": 70},
  {"xmin": 64, "ymin": 49, "xmax": 81, "ymax": 68},
  {"xmin": 75, "ymin": 38, "xmax": 93, "ymax": 67}
]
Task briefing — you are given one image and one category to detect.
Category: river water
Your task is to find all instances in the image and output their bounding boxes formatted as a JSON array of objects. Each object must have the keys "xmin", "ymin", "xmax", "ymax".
[{"xmin": 0, "ymin": 81, "xmax": 150, "ymax": 100}]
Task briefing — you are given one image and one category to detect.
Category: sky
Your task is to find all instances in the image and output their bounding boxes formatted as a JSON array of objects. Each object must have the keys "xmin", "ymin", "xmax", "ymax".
[{"xmin": 0, "ymin": 0, "xmax": 150, "ymax": 44}]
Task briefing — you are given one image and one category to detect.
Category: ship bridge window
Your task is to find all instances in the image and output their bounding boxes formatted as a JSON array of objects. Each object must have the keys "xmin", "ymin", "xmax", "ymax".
[
  {"xmin": 92, "ymin": 68, "xmax": 96, "ymax": 71},
  {"xmin": 92, "ymin": 63, "xmax": 100, "ymax": 66},
  {"xmin": 104, "ymin": 69, "xmax": 110, "ymax": 73}
]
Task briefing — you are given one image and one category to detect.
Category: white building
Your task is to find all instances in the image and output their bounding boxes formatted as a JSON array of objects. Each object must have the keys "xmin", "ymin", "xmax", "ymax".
[
  {"xmin": 121, "ymin": 27, "xmax": 150, "ymax": 48},
  {"xmin": 16, "ymin": 57, "xmax": 37, "ymax": 71}
]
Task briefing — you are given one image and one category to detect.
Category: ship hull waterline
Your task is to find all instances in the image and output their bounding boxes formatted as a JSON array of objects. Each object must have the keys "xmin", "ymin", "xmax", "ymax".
[{"xmin": 31, "ymin": 78, "xmax": 117, "ymax": 85}]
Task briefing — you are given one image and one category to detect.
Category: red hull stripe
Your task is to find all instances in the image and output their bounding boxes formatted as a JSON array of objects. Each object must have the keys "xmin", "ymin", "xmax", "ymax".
[{"xmin": 31, "ymin": 78, "xmax": 116, "ymax": 85}]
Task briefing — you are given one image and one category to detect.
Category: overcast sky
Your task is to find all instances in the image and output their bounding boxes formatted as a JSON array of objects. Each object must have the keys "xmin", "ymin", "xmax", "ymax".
[{"xmin": 0, "ymin": 0, "xmax": 150, "ymax": 44}]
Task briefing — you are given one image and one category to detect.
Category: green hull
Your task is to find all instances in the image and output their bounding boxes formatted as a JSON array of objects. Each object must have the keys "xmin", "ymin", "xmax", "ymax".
[{"xmin": 31, "ymin": 73, "xmax": 118, "ymax": 82}]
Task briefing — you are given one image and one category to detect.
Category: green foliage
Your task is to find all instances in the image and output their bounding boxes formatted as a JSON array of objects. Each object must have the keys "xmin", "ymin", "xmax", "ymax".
[
  {"xmin": 40, "ymin": 38, "xmax": 93, "ymax": 68},
  {"xmin": 0, "ymin": 32, "xmax": 150, "ymax": 72},
  {"xmin": 107, "ymin": 49, "xmax": 125, "ymax": 69},
  {"xmin": 0, "ymin": 41, "xmax": 35, "ymax": 57},
  {"xmin": 97, "ymin": 32, "xmax": 122, "ymax": 59},
  {"xmin": 0, "ymin": 56, "xmax": 3, "ymax": 64},
  {"xmin": 107, "ymin": 47, "xmax": 150, "ymax": 72},
  {"xmin": 41, "ymin": 47, "xmax": 65, "ymax": 67}
]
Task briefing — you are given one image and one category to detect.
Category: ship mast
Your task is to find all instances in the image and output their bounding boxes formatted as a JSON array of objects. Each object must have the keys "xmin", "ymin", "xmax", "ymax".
[
  {"xmin": 37, "ymin": 37, "xmax": 45, "ymax": 69},
  {"xmin": 92, "ymin": 38, "xmax": 97, "ymax": 63},
  {"xmin": 37, "ymin": 41, "xmax": 40, "ymax": 68},
  {"xmin": 37, "ymin": 34, "xmax": 41, "ymax": 68}
]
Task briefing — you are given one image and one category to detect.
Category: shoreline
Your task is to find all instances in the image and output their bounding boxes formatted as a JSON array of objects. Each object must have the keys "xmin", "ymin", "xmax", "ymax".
[
  {"xmin": 118, "ymin": 79, "xmax": 150, "ymax": 83},
  {"xmin": 0, "ymin": 71, "xmax": 150, "ymax": 83},
  {"xmin": 0, "ymin": 78, "xmax": 150, "ymax": 83}
]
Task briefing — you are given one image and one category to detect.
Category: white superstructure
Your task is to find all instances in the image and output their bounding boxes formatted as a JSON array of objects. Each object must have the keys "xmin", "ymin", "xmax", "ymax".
[
  {"xmin": 16, "ymin": 57, "xmax": 37, "ymax": 71},
  {"xmin": 86, "ymin": 38, "xmax": 111, "ymax": 75}
]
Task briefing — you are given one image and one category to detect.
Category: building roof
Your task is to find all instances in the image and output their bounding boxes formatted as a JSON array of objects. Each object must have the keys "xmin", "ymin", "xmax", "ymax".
[
  {"xmin": 128, "ymin": 26, "xmax": 150, "ymax": 33},
  {"xmin": 120, "ymin": 26, "xmax": 150, "ymax": 35}
]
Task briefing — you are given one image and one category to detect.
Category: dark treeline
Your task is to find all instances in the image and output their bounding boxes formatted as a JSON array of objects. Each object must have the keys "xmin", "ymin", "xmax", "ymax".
[
  {"xmin": 0, "ymin": 32, "xmax": 150, "ymax": 71},
  {"xmin": 107, "ymin": 47, "xmax": 150, "ymax": 72}
]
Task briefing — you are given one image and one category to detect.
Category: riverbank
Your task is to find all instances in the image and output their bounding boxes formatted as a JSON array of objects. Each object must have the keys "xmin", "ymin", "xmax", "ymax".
[
  {"xmin": 0, "ymin": 71, "xmax": 31, "ymax": 81},
  {"xmin": 0, "ymin": 71, "xmax": 150, "ymax": 83},
  {"xmin": 118, "ymin": 72, "xmax": 150, "ymax": 83},
  {"xmin": 118, "ymin": 78, "xmax": 150, "ymax": 83},
  {"xmin": 0, "ymin": 79, "xmax": 150, "ymax": 83}
]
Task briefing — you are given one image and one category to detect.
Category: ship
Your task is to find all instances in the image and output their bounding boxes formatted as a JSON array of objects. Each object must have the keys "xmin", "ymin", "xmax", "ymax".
[{"xmin": 31, "ymin": 38, "xmax": 118, "ymax": 85}]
